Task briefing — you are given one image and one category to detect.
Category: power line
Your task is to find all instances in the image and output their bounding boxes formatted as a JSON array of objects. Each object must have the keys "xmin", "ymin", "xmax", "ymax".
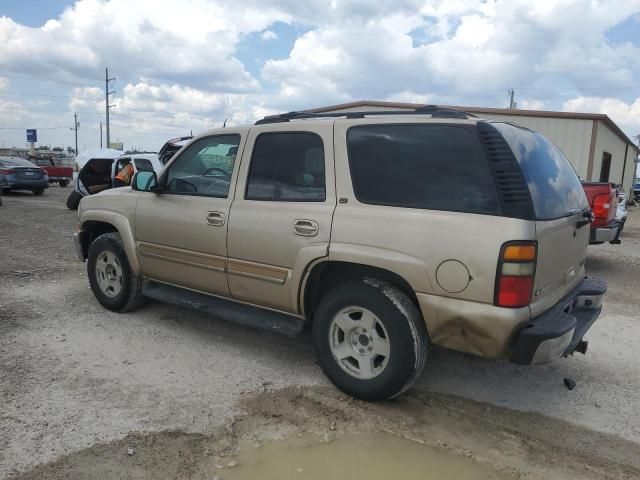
[
  {"xmin": 0, "ymin": 73, "xmax": 100, "ymax": 87},
  {"xmin": 0, "ymin": 106, "xmax": 103, "ymax": 115},
  {"xmin": 0, "ymin": 90, "xmax": 76, "ymax": 99},
  {"xmin": 0, "ymin": 126, "xmax": 72, "ymax": 130}
]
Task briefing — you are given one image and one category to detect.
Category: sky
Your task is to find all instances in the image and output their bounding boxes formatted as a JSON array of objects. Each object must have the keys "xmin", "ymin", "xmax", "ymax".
[{"xmin": 0, "ymin": 0, "xmax": 639, "ymax": 152}]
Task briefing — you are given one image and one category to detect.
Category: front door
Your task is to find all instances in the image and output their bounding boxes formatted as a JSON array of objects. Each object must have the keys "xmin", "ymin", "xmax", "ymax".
[
  {"xmin": 227, "ymin": 123, "xmax": 336, "ymax": 314},
  {"xmin": 135, "ymin": 132, "xmax": 246, "ymax": 296}
]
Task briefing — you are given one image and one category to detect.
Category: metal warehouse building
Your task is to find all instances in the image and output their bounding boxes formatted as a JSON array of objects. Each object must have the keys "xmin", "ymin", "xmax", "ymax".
[{"xmin": 306, "ymin": 101, "xmax": 639, "ymax": 194}]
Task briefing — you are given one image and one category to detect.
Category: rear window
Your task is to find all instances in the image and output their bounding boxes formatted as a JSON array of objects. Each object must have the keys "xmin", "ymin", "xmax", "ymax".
[
  {"xmin": 492, "ymin": 123, "xmax": 588, "ymax": 220},
  {"xmin": 0, "ymin": 158, "xmax": 37, "ymax": 168},
  {"xmin": 346, "ymin": 124, "xmax": 500, "ymax": 214}
]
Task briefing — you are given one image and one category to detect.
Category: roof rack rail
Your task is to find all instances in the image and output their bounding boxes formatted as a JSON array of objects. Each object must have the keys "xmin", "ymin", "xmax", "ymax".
[{"xmin": 254, "ymin": 105, "xmax": 476, "ymax": 125}]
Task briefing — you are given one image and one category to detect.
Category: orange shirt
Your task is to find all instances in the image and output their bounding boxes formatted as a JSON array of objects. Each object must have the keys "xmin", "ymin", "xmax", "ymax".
[{"xmin": 115, "ymin": 163, "xmax": 134, "ymax": 184}]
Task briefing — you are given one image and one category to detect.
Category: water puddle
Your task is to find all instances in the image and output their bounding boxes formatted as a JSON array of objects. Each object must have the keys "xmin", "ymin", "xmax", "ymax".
[{"xmin": 222, "ymin": 432, "xmax": 509, "ymax": 480}]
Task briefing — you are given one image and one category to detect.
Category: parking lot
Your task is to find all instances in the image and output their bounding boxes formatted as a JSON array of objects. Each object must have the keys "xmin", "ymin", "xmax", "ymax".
[{"xmin": 1, "ymin": 186, "xmax": 640, "ymax": 479}]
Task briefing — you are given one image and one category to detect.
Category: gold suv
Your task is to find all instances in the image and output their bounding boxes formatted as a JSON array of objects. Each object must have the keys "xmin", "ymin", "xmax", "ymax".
[{"xmin": 74, "ymin": 106, "xmax": 606, "ymax": 401}]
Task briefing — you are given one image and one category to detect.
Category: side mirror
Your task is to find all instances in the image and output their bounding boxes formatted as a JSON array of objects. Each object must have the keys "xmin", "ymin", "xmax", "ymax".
[{"xmin": 132, "ymin": 171, "xmax": 159, "ymax": 192}]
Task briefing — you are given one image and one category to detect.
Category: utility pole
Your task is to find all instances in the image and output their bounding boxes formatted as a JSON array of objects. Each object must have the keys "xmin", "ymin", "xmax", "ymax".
[
  {"xmin": 73, "ymin": 112, "xmax": 79, "ymax": 158},
  {"xmin": 100, "ymin": 121, "xmax": 103, "ymax": 148},
  {"xmin": 105, "ymin": 68, "xmax": 116, "ymax": 148},
  {"xmin": 634, "ymin": 135, "xmax": 640, "ymax": 186},
  {"xmin": 508, "ymin": 88, "xmax": 516, "ymax": 109}
]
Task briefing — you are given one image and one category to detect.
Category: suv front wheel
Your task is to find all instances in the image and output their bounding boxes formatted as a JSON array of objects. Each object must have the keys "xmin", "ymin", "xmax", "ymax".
[
  {"xmin": 87, "ymin": 232, "xmax": 144, "ymax": 312},
  {"xmin": 312, "ymin": 279, "xmax": 428, "ymax": 401}
]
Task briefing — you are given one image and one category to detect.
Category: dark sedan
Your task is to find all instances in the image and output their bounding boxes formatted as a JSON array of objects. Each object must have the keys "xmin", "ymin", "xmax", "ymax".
[{"xmin": 0, "ymin": 156, "xmax": 49, "ymax": 195}]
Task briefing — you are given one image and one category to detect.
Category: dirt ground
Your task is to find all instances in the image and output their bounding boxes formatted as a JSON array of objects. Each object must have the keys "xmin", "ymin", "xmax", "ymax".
[{"xmin": 1, "ymin": 187, "xmax": 639, "ymax": 479}]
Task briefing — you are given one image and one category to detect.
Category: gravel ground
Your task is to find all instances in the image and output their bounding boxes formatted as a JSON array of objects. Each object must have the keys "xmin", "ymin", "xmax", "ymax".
[{"xmin": 1, "ymin": 187, "xmax": 639, "ymax": 479}]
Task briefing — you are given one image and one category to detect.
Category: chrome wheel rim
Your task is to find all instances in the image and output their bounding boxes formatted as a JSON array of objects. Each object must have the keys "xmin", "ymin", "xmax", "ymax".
[
  {"xmin": 95, "ymin": 251, "xmax": 123, "ymax": 298},
  {"xmin": 329, "ymin": 306, "xmax": 390, "ymax": 380}
]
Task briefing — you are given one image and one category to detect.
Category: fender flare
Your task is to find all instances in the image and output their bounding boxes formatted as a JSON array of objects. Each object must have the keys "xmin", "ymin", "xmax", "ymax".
[{"xmin": 81, "ymin": 209, "xmax": 140, "ymax": 274}]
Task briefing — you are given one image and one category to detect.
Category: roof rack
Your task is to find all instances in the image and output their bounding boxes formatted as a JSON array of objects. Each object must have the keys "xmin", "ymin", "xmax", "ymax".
[{"xmin": 255, "ymin": 105, "xmax": 476, "ymax": 125}]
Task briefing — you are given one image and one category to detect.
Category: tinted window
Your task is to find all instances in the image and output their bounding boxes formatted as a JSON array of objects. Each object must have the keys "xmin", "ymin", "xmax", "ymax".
[
  {"xmin": 134, "ymin": 158, "xmax": 154, "ymax": 172},
  {"xmin": 347, "ymin": 125, "xmax": 499, "ymax": 214},
  {"xmin": 246, "ymin": 132, "xmax": 325, "ymax": 202},
  {"xmin": 0, "ymin": 158, "xmax": 38, "ymax": 168},
  {"xmin": 492, "ymin": 123, "xmax": 588, "ymax": 220},
  {"xmin": 165, "ymin": 135, "xmax": 239, "ymax": 197}
]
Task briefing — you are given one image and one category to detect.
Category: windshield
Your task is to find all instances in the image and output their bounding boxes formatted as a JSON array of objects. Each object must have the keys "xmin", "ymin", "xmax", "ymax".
[
  {"xmin": 0, "ymin": 157, "xmax": 38, "ymax": 168},
  {"xmin": 492, "ymin": 122, "xmax": 588, "ymax": 220}
]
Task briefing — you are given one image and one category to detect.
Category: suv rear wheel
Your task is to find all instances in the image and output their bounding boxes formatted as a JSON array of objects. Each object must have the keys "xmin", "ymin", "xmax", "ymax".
[
  {"xmin": 312, "ymin": 279, "xmax": 428, "ymax": 401},
  {"xmin": 87, "ymin": 232, "xmax": 144, "ymax": 312}
]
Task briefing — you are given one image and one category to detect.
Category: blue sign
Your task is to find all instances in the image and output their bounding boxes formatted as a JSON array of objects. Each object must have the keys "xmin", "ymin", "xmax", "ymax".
[{"xmin": 26, "ymin": 129, "xmax": 37, "ymax": 143}]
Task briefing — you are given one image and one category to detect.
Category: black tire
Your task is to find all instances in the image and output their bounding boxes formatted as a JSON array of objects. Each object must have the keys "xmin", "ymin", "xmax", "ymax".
[
  {"xmin": 312, "ymin": 279, "xmax": 428, "ymax": 401},
  {"xmin": 66, "ymin": 191, "xmax": 83, "ymax": 210},
  {"xmin": 59, "ymin": 180, "xmax": 69, "ymax": 187},
  {"xmin": 87, "ymin": 232, "xmax": 145, "ymax": 312},
  {"xmin": 32, "ymin": 188, "xmax": 45, "ymax": 196}
]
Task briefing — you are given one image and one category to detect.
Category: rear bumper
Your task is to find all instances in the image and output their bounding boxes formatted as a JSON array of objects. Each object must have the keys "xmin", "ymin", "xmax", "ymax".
[
  {"xmin": 590, "ymin": 221, "xmax": 621, "ymax": 244},
  {"xmin": 511, "ymin": 277, "xmax": 606, "ymax": 365},
  {"xmin": 1, "ymin": 179, "xmax": 49, "ymax": 190}
]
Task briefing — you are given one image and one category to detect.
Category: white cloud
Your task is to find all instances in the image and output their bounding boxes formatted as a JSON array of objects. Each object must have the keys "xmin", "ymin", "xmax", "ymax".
[
  {"xmin": 261, "ymin": 30, "xmax": 278, "ymax": 40},
  {"xmin": 0, "ymin": 0, "xmax": 296, "ymax": 91},
  {"xmin": 1, "ymin": 0, "xmax": 640, "ymax": 149},
  {"xmin": 68, "ymin": 86, "xmax": 103, "ymax": 111},
  {"xmin": 563, "ymin": 96, "xmax": 640, "ymax": 137},
  {"xmin": 518, "ymin": 99, "xmax": 546, "ymax": 110},
  {"xmin": 263, "ymin": 1, "xmax": 640, "ymax": 110},
  {"xmin": 0, "ymin": 98, "xmax": 28, "ymax": 121}
]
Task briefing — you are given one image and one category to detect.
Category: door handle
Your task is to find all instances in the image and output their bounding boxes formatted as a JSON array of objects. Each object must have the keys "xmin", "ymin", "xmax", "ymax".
[
  {"xmin": 294, "ymin": 219, "xmax": 318, "ymax": 236},
  {"xmin": 206, "ymin": 211, "xmax": 225, "ymax": 226}
]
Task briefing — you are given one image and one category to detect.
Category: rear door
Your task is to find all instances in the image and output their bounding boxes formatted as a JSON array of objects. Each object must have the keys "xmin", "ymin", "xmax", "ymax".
[
  {"xmin": 493, "ymin": 123, "xmax": 590, "ymax": 316},
  {"xmin": 226, "ymin": 123, "xmax": 335, "ymax": 314}
]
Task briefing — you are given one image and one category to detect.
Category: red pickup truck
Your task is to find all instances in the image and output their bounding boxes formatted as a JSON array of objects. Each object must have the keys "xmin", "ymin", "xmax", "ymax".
[
  {"xmin": 30, "ymin": 155, "xmax": 73, "ymax": 187},
  {"xmin": 581, "ymin": 182, "xmax": 621, "ymax": 245}
]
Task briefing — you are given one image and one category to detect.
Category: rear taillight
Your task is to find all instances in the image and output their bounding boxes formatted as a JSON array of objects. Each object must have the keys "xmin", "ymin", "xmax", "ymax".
[
  {"xmin": 495, "ymin": 241, "xmax": 537, "ymax": 308},
  {"xmin": 0, "ymin": 169, "xmax": 14, "ymax": 175},
  {"xmin": 592, "ymin": 193, "xmax": 610, "ymax": 220}
]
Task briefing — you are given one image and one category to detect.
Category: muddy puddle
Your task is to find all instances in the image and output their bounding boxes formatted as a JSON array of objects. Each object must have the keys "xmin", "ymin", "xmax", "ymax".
[
  {"xmin": 9, "ymin": 387, "xmax": 640, "ymax": 480},
  {"xmin": 224, "ymin": 433, "xmax": 508, "ymax": 480}
]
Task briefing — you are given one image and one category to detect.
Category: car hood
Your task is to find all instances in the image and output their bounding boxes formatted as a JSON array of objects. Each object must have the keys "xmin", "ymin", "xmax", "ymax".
[{"xmin": 78, "ymin": 187, "xmax": 141, "ymax": 223}]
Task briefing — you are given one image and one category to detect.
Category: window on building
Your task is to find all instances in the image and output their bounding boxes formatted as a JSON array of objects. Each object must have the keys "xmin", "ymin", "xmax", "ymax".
[
  {"xmin": 599, "ymin": 152, "xmax": 612, "ymax": 182},
  {"xmin": 245, "ymin": 132, "xmax": 325, "ymax": 202}
]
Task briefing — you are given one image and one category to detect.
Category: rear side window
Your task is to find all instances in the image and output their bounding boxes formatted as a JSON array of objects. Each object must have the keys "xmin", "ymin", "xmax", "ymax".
[
  {"xmin": 347, "ymin": 125, "xmax": 499, "ymax": 214},
  {"xmin": 492, "ymin": 123, "xmax": 588, "ymax": 220},
  {"xmin": 0, "ymin": 157, "xmax": 38, "ymax": 168},
  {"xmin": 246, "ymin": 132, "xmax": 325, "ymax": 202},
  {"xmin": 134, "ymin": 158, "xmax": 154, "ymax": 172}
]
